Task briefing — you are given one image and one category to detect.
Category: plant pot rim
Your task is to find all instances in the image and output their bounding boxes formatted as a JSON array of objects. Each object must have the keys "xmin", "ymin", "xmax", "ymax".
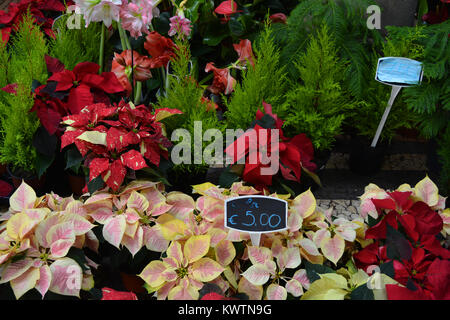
[{"xmin": 6, "ymin": 164, "xmax": 38, "ymax": 180}]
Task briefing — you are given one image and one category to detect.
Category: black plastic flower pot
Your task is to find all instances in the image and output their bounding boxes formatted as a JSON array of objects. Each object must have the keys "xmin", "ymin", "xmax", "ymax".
[
  {"xmin": 348, "ymin": 138, "xmax": 387, "ymax": 176},
  {"xmin": 7, "ymin": 165, "xmax": 46, "ymax": 194}
]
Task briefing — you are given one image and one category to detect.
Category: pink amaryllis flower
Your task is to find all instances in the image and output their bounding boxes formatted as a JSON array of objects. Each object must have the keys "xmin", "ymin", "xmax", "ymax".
[
  {"xmin": 120, "ymin": 0, "xmax": 153, "ymax": 38},
  {"xmin": 168, "ymin": 15, "xmax": 192, "ymax": 38},
  {"xmin": 74, "ymin": 0, "xmax": 122, "ymax": 27}
]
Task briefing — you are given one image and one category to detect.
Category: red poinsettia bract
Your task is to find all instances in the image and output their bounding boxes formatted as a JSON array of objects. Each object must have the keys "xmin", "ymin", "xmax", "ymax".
[
  {"xmin": 61, "ymin": 101, "xmax": 181, "ymax": 191},
  {"xmin": 0, "ymin": 0, "xmax": 69, "ymax": 43},
  {"xmin": 225, "ymin": 101, "xmax": 316, "ymax": 189},
  {"xmin": 48, "ymin": 60, "xmax": 125, "ymax": 115},
  {"xmin": 355, "ymin": 188, "xmax": 450, "ymax": 300}
]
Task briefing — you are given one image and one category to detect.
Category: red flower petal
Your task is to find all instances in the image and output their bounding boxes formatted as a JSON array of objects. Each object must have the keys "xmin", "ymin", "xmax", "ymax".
[
  {"xmin": 98, "ymin": 72, "xmax": 126, "ymax": 94},
  {"xmin": 89, "ymin": 158, "xmax": 110, "ymax": 181},
  {"xmin": 215, "ymin": 0, "xmax": 241, "ymax": 15},
  {"xmin": 67, "ymin": 84, "xmax": 94, "ymax": 114},
  {"xmin": 101, "ymin": 287, "xmax": 138, "ymax": 300},
  {"xmin": 49, "ymin": 70, "xmax": 76, "ymax": 91},
  {"xmin": 102, "ymin": 160, "xmax": 127, "ymax": 191},
  {"xmin": 120, "ymin": 150, "xmax": 147, "ymax": 170},
  {"xmin": 72, "ymin": 62, "xmax": 100, "ymax": 80},
  {"xmin": 45, "ymin": 55, "xmax": 65, "ymax": 74},
  {"xmin": 61, "ymin": 129, "xmax": 84, "ymax": 150},
  {"xmin": 0, "ymin": 179, "xmax": 13, "ymax": 197},
  {"xmin": 106, "ymin": 127, "xmax": 133, "ymax": 152}
]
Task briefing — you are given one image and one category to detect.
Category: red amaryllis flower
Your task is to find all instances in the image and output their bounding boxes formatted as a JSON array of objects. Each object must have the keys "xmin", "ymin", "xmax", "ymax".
[
  {"xmin": 0, "ymin": 0, "xmax": 68, "ymax": 43},
  {"xmin": 353, "ymin": 241, "xmax": 389, "ymax": 271},
  {"xmin": 48, "ymin": 61, "xmax": 124, "ymax": 114},
  {"xmin": 112, "ymin": 50, "xmax": 152, "ymax": 96},
  {"xmin": 205, "ymin": 62, "xmax": 236, "ymax": 95},
  {"xmin": 233, "ymin": 39, "xmax": 255, "ymax": 68},
  {"xmin": 269, "ymin": 13, "xmax": 287, "ymax": 24},
  {"xmin": 144, "ymin": 31, "xmax": 176, "ymax": 69},
  {"xmin": 214, "ymin": 0, "xmax": 242, "ymax": 22},
  {"xmin": 101, "ymin": 287, "xmax": 138, "ymax": 300}
]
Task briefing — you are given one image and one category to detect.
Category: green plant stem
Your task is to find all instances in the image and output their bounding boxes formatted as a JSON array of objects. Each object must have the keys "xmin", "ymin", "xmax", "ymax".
[
  {"xmin": 134, "ymin": 81, "xmax": 142, "ymax": 105},
  {"xmin": 118, "ymin": 23, "xmax": 127, "ymax": 51},
  {"xmin": 118, "ymin": 24, "xmax": 132, "ymax": 51},
  {"xmin": 99, "ymin": 23, "xmax": 105, "ymax": 74}
]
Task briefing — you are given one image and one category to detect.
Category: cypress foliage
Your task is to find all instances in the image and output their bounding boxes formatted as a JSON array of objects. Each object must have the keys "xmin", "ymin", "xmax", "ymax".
[
  {"xmin": 157, "ymin": 39, "xmax": 224, "ymax": 175},
  {"xmin": 50, "ymin": 15, "xmax": 107, "ymax": 70},
  {"xmin": 279, "ymin": 0, "xmax": 383, "ymax": 100},
  {"xmin": 225, "ymin": 23, "xmax": 288, "ymax": 130},
  {"xmin": 277, "ymin": 25, "xmax": 355, "ymax": 151},
  {"xmin": 0, "ymin": 14, "xmax": 46, "ymax": 172}
]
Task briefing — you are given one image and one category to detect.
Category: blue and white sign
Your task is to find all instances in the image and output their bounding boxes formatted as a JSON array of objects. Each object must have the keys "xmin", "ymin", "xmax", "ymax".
[{"xmin": 375, "ymin": 57, "xmax": 423, "ymax": 87}]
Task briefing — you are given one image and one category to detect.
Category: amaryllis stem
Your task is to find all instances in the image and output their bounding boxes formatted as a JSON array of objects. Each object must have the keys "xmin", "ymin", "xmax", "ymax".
[
  {"xmin": 118, "ymin": 23, "xmax": 132, "ymax": 51},
  {"xmin": 99, "ymin": 23, "xmax": 106, "ymax": 74},
  {"xmin": 118, "ymin": 22, "xmax": 127, "ymax": 51},
  {"xmin": 134, "ymin": 81, "xmax": 142, "ymax": 105}
]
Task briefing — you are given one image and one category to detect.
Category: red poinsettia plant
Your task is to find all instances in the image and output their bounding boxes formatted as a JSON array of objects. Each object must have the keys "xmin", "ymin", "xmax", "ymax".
[
  {"xmin": 61, "ymin": 100, "xmax": 182, "ymax": 192},
  {"xmin": 0, "ymin": 0, "xmax": 70, "ymax": 44},
  {"xmin": 31, "ymin": 56, "xmax": 125, "ymax": 137},
  {"xmin": 224, "ymin": 101, "xmax": 317, "ymax": 190},
  {"xmin": 354, "ymin": 177, "xmax": 450, "ymax": 300}
]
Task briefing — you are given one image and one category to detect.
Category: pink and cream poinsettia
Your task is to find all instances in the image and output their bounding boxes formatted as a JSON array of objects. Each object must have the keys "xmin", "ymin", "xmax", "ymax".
[
  {"xmin": 309, "ymin": 208, "xmax": 360, "ymax": 265},
  {"xmin": 83, "ymin": 181, "xmax": 175, "ymax": 254},
  {"xmin": 241, "ymin": 245, "xmax": 305, "ymax": 300},
  {"xmin": 139, "ymin": 235, "xmax": 224, "ymax": 300},
  {"xmin": 0, "ymin": 182, "xmax": 96, "ymax": 299}
]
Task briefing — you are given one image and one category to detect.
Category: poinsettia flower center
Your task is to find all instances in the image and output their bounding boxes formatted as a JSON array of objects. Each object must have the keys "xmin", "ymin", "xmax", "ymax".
[
  {"xmin": 40, "ymin": 251, "xmax": 49, "ymax": 262},
  {"xmin": 411, "ymin": 269, "xmax": 417, "ymax": 276},
  {"xmin": 9, "ymin": 241, "xmax": 20, "ymax": 249},
  {"xmin": 176, "ymin": 267, "xmax": 188, "ymax": 278},
  {"xmin": 73, "ymin": 80, "xmax": 79, "ymax": 86},
  {"xmin": 194, "ymin": 213, "xmax": 203, "ymax": 225}
]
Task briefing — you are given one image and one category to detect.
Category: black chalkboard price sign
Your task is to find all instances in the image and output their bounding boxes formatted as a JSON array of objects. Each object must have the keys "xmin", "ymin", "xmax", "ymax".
[{"xmin": 224, "ymin": 196, "xmax": 288, "ymax": 233}]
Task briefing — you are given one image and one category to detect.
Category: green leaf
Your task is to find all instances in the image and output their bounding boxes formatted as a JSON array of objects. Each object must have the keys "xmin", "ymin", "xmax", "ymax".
[
  {"xmin": 88, "ymin": 175, "xmax": 104, "ymax": 194},
  {"xmin": 65, "ymin": 147, "xmax": 84, "ymax": 172},
  {"xmin": 304, "ymin": 261, "xmax": 335, "ymax": 283},
  {"xmin": 379, "ymin": 260, "xmax": 395, "ymax": 278},
  {"xmin": 35, "ymin": 152, "xmax": 54, "ymax": 179},
  {"xmin": 350, "ymin": 284, "xmax": 374, "ymax": 300},
  {"xmin": 228, "ymin": 17, "xmax": 245, "ymax": 37},
  {"xmin": 219, "ymin": 166, "xmax": 240, "ymax": 188},
  {"xmin": 88, "ymin": 287, "xmax": 103, "ymax": 300},
  {"xmin": 386, "ymin": 225, "xmax": 412, "ymax": 261}
]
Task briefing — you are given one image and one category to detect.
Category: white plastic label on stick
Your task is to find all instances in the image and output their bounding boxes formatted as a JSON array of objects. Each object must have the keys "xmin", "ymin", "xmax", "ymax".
[
  {"xmin": 224, "ymin": 196, "xmax": 288, "ymax": 247},
  {"xmin": 371, "ymin": 57, "xmax": 423, "ymax": 148}
]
